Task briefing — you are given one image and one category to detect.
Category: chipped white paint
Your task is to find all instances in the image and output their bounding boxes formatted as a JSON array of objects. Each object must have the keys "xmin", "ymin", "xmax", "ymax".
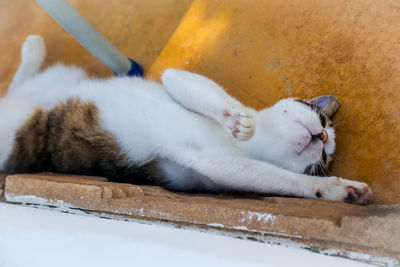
[
  {"xmin": 5, "ymin": 194, "xmax": 75, "ymax": 210},
  {"xmin": 123, "ymin": 207, "xmax": 144, "ymax": 217},
  {"xmin": 312, "ymin": 248, "xmax": 399, "ymax": 267},
  {"xmin": 112, "ymin": 206, "xmax": 178, "ymax": 222},
  {"xmin": 149, "ymin": 209, "xmax": 175, "ymax": 218},
  {"xmin": 231, "ymin": 225, "xmax": 305, "ymax": 239},
  {"xmin": 138, "ymin": 207, "xmax": 144, "ymax": 215},
  {"xmin": 206, "ymin": 222, "xmax": 304, "ymax": 239},
  {"xmin": 239, "ymin": 210, "xmax": 276, "ymax": 225},
  {"xmin": 207, "ymin": 223, "xmax": 226, "ymax": 228}
]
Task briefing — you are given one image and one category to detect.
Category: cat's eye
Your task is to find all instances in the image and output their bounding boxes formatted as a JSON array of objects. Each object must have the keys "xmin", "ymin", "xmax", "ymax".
[{"xmin": 319, "ymin": 114, "xmax": 326, "ymax": 128}]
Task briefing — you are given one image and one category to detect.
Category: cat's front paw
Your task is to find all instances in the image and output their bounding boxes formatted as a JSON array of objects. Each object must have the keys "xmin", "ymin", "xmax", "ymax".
[
  {"xmin": 316, "ymin": 177, "xmax": 373, "ymax": 205},
  {"xmin": 222, "ymin": 106, "xmax": 255, "ymax": 141}
]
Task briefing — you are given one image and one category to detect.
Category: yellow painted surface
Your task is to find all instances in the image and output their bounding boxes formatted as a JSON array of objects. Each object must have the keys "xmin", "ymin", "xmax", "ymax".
[{"xmin": 149, "ymin": 0, "xmax": 400, "ymax": 204}]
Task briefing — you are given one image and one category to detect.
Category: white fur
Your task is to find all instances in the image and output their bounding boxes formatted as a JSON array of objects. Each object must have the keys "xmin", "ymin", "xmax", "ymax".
[{"xmin": 0, "ymin": 35, "xmax": 373, "ymax": 204}]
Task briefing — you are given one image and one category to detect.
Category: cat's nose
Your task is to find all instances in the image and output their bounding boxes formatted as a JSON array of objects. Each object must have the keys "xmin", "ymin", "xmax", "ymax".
[{"xmin": 319, "ymin": 129, "xmax": 328, "ymax": 143}]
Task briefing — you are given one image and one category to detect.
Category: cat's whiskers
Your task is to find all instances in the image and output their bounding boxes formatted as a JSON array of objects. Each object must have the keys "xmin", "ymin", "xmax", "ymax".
[
  {"xmin": 307, "ymin": 153, "xmax": 316, "ymax": 175},
  {"xmin": 330, "ymin": 154, "xmax": 347, "ymax": 163},
  {"xmin": 332, "ymin": 118, "xmax": 347, "ymax": 128},
  {"xmin": 311, "ymin": 164, "xmax": 316, "ymax": 176},
  {"xmin": 317, "ymin": 159, "xmax": 330, "ymax": 176}
]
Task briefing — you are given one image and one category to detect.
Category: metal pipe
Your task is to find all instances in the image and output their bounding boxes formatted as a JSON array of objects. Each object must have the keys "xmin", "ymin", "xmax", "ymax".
[{"xmin": 35, "ymin": 0, "xmax": 143, "ymax": 76}]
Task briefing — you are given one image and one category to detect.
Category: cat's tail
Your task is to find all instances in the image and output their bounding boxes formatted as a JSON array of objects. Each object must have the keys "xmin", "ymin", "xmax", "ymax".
[{"xmin": 8, "ymin": 35, "xmax": 47, "ymax": 91}]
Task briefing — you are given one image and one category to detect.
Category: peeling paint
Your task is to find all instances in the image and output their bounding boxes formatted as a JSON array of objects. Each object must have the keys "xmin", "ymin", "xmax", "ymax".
[
  {"xmin": 319, "ymin": 249, "xmax": 399, "ymax": 267},
  {"xmin": 249, "ymin": 211, "xmax": 276, "ymax": 224},
  {"xmin": 207, "ymin": 223, "xmax": 225, "ymax": 228},
  {"xmin": 149, "ymin": 209, "xmax": 175, "ymax": 218},
  {"xmin": 5, "ymin": 194, "xmax": 75, "ymax": 210},
  {"xmin": 207, "ymin": 222, "xmax": 304, "ymax": 239},
  {"xmin": 239, "ymin": 210, "xmax": 276, "ymax": 225}
]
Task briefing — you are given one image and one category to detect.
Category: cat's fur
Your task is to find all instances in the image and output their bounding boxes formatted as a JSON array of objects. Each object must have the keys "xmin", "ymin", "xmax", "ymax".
[{"xmin": 0, "ymin": 35, "xmax": 372, "ymax": 204}]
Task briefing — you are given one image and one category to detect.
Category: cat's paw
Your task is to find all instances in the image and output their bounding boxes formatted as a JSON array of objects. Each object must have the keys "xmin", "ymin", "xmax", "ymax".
[
  {"xmin": 315, "ymin": 177, "xmax": 373, "ymax": 205},
  {"xmin": 222, "ymin": 106, "xmax": 255, "ymax": 141},
  {"xmin": 21, "ymin": 35, "xmax": 46, "ymax": 65}
]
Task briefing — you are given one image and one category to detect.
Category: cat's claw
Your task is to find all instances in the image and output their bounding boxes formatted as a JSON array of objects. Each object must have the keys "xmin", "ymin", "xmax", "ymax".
[
  {"xmin": 316, "ymin": 177, "xmax": 373, "ymax": 205},
  {"xmin": 223, "ymin": 107, "xmax": 255, "ymax": 141}
]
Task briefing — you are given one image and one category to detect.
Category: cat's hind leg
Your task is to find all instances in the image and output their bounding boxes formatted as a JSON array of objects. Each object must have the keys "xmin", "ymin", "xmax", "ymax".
[
  {"xmin": 8, "ymin": 35, "xmax": 46, "ymax": 90},
  {"xmin": 161, "ymin": 69, "xmax": 255, "ymax": 141}
]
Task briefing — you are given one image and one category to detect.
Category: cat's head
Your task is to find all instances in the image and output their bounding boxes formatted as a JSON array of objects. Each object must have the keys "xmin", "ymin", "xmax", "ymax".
[{"xmin": 250, "ymin": 95, "xmax": 339, "ymax": 176}]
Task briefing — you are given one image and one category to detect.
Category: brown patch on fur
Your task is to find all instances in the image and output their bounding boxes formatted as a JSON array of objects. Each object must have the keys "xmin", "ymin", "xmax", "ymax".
[{"xmin": 4, "ymin": 98, "xmax": 159, "ymax": 184}]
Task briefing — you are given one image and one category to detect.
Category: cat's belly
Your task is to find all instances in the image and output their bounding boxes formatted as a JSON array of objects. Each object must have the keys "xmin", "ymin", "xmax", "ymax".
[{"xmin": 85, "ymin": 79, "xmax": 230, "ymax": 164}]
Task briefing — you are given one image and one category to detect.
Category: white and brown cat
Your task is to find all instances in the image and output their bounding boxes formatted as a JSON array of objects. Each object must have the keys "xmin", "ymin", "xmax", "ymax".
[{"xmin": 0, "ymin": 35, "xmax": 372, "ymax": 204}]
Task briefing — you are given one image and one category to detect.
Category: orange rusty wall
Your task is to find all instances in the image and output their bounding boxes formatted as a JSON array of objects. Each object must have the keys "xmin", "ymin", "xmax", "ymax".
[
  {"xmin": 0, "ymin": 0, "xmax": 193, "ymax": 95},
  {"xmin": 148, "ymin": 0, "xmax": 400, "ymax": 204}
]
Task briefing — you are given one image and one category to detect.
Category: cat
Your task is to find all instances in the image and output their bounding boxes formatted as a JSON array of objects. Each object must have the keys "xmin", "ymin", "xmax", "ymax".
[{"xmin": 0, "ymin": 35, "xmax": 372, "ymax": 204}]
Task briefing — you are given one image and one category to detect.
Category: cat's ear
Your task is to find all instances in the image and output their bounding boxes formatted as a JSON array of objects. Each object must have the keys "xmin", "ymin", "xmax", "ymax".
[{"xmin": 304, "ymin": 95, "xmax": 340, "ymax": 118}]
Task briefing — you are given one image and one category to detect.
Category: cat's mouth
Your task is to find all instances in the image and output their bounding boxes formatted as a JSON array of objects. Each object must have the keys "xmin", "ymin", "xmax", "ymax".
[
  {"xmin": 297, "ymin": 122, "xmax": 326, "ymax": 155},
  {"xmin": 298, "ymin": 137, "xmax": 312, "ymax": 155},
  {"xmin": 298, "ymin": 136, "xmax": 319, "ymax": 155}
]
